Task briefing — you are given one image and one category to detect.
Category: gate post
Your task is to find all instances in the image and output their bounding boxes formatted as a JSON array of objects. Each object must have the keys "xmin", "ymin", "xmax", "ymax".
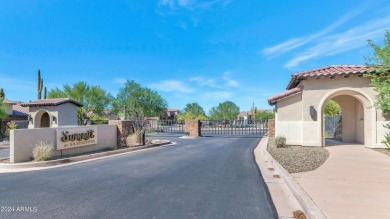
[
  {"xmin": 268, "ymin": 119, "xmax": 275, "ymax": 137},
  {"xmin": 184, "ymin": 120, "xmax": 201, "ymax": 137},
  {"xmin": 109, "ymin": 120, "xmax": 134, "ymax": 147}
]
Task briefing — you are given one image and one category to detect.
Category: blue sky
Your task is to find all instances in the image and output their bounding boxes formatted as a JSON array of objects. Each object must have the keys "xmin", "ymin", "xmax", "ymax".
[{"xmin": 0, "ymin": 0, "xmax": 389, "ymax": 113}]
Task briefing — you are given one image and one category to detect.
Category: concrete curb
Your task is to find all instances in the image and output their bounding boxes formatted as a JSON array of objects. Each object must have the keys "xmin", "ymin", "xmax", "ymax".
[
  {"xmin": 0, "ymin": 144, "xmax": 9, "ymax": 149},
  {"xmin": 0, "ymin": 141, "xmax": 171, "ymax": 169},
  {"xmin": 179, "ymin": 136, "xmax": 199, "ymax": 139},
  {"xmin": 257, "ymin": 137, "xmax": 327, "ymax": 219}
]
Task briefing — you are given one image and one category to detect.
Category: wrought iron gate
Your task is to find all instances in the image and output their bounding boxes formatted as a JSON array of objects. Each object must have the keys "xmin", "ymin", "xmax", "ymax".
[
  {"xmin": 324, "ymin": 115, "xmax": 342, "ymax": 138},
  {"xmin": 200, "ymin": 119, "xmax": 267, "ymax": 136},
  {"xmin": 144, "ymin": 119, "xmax": 185, "ymax": 134}
]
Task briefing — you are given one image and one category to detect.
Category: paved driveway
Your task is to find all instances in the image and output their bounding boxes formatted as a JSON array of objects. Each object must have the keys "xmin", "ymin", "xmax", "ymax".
[
  {"xmin": 0, "ymin": 135, "xmax": 277, "ymax": 219},
  {"xmin": 292, "ymin": 140, "xmax": 390, "ymax": 219}
]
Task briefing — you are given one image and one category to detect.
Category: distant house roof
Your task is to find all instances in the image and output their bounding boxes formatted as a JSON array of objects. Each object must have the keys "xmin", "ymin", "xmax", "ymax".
[
  {"xmin": 238, "ymin": 111, "xmax": 252, "ymax": 117},
  {"xmin": 238, "ymin": 109, "xmax": 274, "ymax": 117},
  {"xmin": 286, "ymin": 65, "xmax": 376, "ymax": 90},
  {"xmin": 21, "ymin": 98, "xmax": 83, "ymax": 107},
  {"xmin": 2, "ymin": 98, "xmax": 17, "ymax": 105},
  {"xmin": 11, "ymin": 103, "xmax": 29, "ymax": 117},
  {"xmin": 166, "ymin": 108, "xmax": 180, "ymax": 112}
]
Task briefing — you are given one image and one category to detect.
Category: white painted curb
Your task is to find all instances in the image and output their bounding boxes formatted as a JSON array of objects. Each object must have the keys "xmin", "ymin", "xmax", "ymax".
[{"xmin": 257, "ymin": 137, "xmax": 327, "ymax": 219}]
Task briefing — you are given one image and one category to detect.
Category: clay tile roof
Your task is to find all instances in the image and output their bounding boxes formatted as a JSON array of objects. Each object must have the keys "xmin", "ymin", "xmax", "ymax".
[
  {"xmin": 268, "ymin": 85, "xmax": 304, "ymax": 106},
  {"xmin": 21, "ymin": 98, "xmax": 83, "ymax": 107},
  {"xmin": 238, "ymin": 111, "xmax": 250, "ymax": 117},
  {"xmin": 286, "ymin": 65, "xmax": 377, "ymax": 90},
  {"xmin": 11, "ymin": 103, "xmax": 29, "ymax": 117}
]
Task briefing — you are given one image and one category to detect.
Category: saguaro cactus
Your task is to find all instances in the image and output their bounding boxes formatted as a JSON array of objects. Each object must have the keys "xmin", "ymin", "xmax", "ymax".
[
  {"xmin": 0, "ymin": 88, "xmax": 4, "ymax": 99},
  {"xmin": 44, "ymin": 87, "xmax": 47, "ymax": 99},
  {"xmin": 37, "ymin": 69, "xmax": 43, "ymax": 99},
  {"xmin": 251, "ymin": 102, "xmax": 257, "ymax": 119}
]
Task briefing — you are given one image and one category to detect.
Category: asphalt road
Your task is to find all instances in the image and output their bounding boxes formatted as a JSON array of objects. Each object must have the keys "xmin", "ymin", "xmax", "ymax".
[
  {"xmin": 0, "ymin": 135, "xmax": 277, "ymax": 219},
  {"xmin": 0, "ymin": 148, "xmax": 9, "ymax": 158}
]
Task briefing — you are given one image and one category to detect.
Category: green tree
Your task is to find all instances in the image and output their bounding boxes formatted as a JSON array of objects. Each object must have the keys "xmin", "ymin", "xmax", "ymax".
[
  {"xmin": 112, "ymin": 80, "xmax": 167, "ymax": 120},
  {"xmin": 366, "ymin": 31, "xmax": 390, "ymax": 116},
  {"xmin": 178, "ymin": 102, "xmax": 207, "ymax": 120},
  {"xmin": 0, "ymin": 88, "xmax": 6, "ymax": 120},
  {"xmin": 255, "ymin": 111, "xmax": 275, "ymax": 120},
  {"xmin": 48, "ymin": 81, "xmax": 112, "ymax": 125},
  {"xmin": 0, "ymin": 88, "xmax": 7, "ymax": 140},
  {"xmin": 178, "ymin": 112, "xmax": 208, "ymax": 120},
  {"xmin": 209, "ymin": 101, "xmax": 240, "ymax": 120},
  {"xmin": 0, "ymin": 88, "xmax": 4, "ymax": 99},
  {"xmin": 324, "ymin": 100, "xmax": 341, "ymax": 116}
]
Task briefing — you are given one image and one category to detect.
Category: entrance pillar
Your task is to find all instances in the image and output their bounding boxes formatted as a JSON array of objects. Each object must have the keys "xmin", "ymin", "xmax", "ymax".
[{"xmin": 184, "ymin": 120, "xmax": 201, "ymax": 137}]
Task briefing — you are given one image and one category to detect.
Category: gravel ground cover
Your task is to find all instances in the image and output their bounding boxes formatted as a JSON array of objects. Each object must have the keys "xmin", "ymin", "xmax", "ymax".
[
  {"xmin": 267, "ymin": 137, "xmax": 330, "ymax": 173},
  {"xmin": 372, "ymin": 148, "xmax": 390, "ymax": 157}
]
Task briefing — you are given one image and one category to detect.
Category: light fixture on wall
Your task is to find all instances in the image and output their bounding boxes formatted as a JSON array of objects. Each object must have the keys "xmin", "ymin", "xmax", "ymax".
[
  {"xmin": 28, "ymin": 114, "xmax": 33, "ymax": 124},
  {"xmin": 52, "ymin": 116, "xmax": 57, "ymax": 122},
  {"xmin": 310, "ymin": 106, "xmax": 316, "ymax": 117}
]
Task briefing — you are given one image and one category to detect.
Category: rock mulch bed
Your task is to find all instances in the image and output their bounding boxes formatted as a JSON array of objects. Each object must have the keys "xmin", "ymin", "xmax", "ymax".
[
  {"xmin": 267, "ymin": 137, "xmax": 330, "ymax": 173},
  {"xmin": 372, "ymin": 148, "xmax": 390, "ymax": 157}
]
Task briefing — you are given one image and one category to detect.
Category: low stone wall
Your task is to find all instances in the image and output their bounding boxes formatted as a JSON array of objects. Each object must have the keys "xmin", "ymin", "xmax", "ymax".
[
  {"xmin": 10, "ymin": 125, "xmax": 117, "ymax": 163},
  {"xmin": 108, "ymin": 120, "xmax": 134, "ymax": 147},
  {"xmin": 184, "ymin": 120, "xmax": 201, "ymax": 137},
  {"xmin": 268, "ymin": 119, "xmax": 275, "ymax": 137}
]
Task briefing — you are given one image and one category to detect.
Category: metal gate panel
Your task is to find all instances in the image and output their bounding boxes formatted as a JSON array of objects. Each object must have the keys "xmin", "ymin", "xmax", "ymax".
[{"xmin": 200, "ymin": 119, "xmax": 267, "ymax": 136}]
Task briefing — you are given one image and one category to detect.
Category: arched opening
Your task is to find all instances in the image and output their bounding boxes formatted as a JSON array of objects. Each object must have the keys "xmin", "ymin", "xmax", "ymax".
[
  {"xmin": 323, "ymin": 96, "xmax": 364, "ymax": 145},
  {"xmin": 33, "ymin": 109, "xmax": 52, "ymax": 128},
  {"xmin": 40, "ymin": 112, "xmax": 50, "ymax": 128},
  {"xmin": 318, "ymin": 88, "xmax": 376, "ymax": 147},
  {"xmin": 324, "ymin": 100, "xmax": 342, "ymax": 141}
]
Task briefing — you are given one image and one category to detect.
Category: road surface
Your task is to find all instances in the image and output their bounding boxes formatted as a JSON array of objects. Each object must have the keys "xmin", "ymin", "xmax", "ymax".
[{"xmin": 0, "ymin": 135, "xmax": 277, "ymax": 219}]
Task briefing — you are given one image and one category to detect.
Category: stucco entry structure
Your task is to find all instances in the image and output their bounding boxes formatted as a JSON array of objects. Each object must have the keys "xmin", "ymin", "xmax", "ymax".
[
  {"xmin": 21, "ymin": 98, "xmax": 83, "ymax": 128},
  {"xmin": 268, "ymin": 65, "xmax": 389, "ymax": 148}
]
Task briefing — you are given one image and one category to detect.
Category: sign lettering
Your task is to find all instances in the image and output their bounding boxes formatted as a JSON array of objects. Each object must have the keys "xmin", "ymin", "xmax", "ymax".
[{"xmin": 56, "ymin": 127, "xmax": 98, "ymax": 150}]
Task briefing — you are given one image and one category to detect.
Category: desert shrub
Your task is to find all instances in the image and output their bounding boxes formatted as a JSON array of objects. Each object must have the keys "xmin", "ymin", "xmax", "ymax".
[
  {"xmin": 275, "ymin": 136, "xmax": 287, "ymax": 148},
  {"xmin": 32, "ymin": 141, "xmax": 53, "ymax": 161},
  {"xmin": 293, "ymin": 210, "xmax": 307, "ymax": 219},
  {"xmin": 6, "ymin": 121, "xmax": 17, "ymax": 138},
  {"xmin": 126, "ymin": 133, "xmax": 139, "ymax": 147},
  {"xmin": 126, "ymin": 130, "xmax": 145, "ymax": 147},
  {"xmin": 383, "ymin": 123, "xmax": 390, "ymax": 149}
]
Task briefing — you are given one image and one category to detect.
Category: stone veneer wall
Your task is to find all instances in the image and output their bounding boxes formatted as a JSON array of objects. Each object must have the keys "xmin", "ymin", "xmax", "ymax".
[
  {"xmin": 268, "ymin": 119, "xmax": 275, "ymax": 137},
  {"xmin": 108, "ymin": 120, "xmax": 134, "ymax": 147},
  {"xmin": 184, "ymin": 120, "xmax": 201, "ymax": 137}
]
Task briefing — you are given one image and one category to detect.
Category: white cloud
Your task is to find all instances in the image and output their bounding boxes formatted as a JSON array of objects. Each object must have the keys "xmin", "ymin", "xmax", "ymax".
[
  {"xmin": 190, "ymin": 76, "xmax": 219, "ymax": 88},
  {"xmin": 261, "ymin": 4, "xmax": 367, "ymax": 57},
  {"xmin": 284, "ymin": 16, "xmax": 390, "ymax": 68},
  {"xmin": 0, "ymin": 75, "xmax": 35, "ymax": 91},
  {"xmin": 158, "ymin": 0, "xmax": 231, "ymax": 11},
  {"xmin": 178, "ymin": 20, "xmax": 188, "ymax": 29},
  {"xmin": 222, "ymin": 71, "xmax": 239, "ymax": 87},
  {"xmin": 113, "ymin": 78, "xmax": 127, "ymax": 84},
  {"xmin": 201, "ymin": 91, "xmax": 233, "ymax": 101},
  {"xmin": 148, "ymin": 80, "xmax": 195, "ymax": 93},
  {"xmin": 190, "ymin": 72, "xmax": 239, "ymax": 88},
  {"xmin": 160, "ymin": 0, "xmax": 175, "ymax": 8}
]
